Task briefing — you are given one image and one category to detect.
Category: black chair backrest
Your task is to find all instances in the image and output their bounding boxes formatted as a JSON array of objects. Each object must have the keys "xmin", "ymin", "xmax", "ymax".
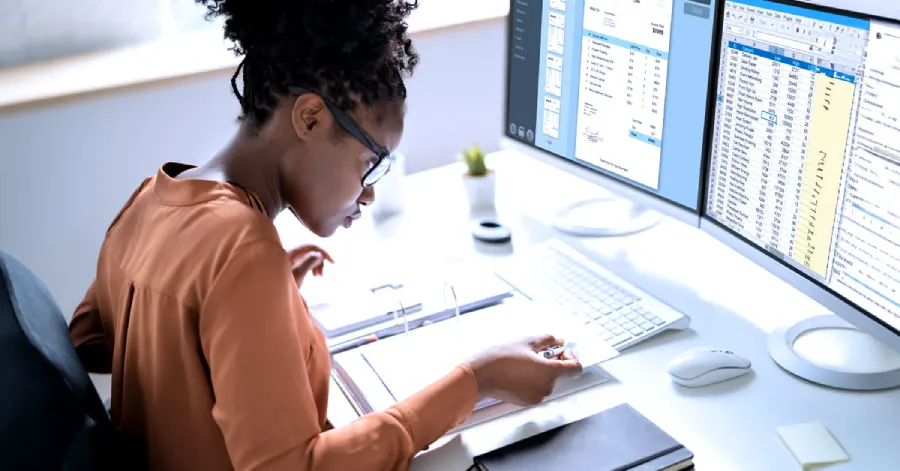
[{"xmin": 0, "ymin": 251, "xmax": 110, "ymax": 471}]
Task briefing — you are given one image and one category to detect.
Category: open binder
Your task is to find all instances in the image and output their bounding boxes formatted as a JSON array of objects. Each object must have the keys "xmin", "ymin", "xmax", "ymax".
[
  {"xmin": 331, "ymin": 298, "xmax": 620, "ymax": 433},
  {"xmin": 306, "ymin": 260, "xmax": 515, "ymax": 350}
]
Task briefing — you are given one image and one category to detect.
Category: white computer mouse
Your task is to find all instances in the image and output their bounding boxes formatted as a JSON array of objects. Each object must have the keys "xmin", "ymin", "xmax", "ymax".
[{"xmin": 666, "ymin": 347, "xmax": 752, "ymax": 388}]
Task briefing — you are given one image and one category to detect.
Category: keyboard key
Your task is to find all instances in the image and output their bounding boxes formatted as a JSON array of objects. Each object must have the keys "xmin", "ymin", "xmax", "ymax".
[
  {"xmin": 611, "ymin": 326, "xmax": 625, "ymax": 335},
  {"xmin": 592, "ymin": 325, "xmax": 615, "ymax": 341},
  {"xmin": 574, "ymin": 300, "xmax": 592, "ymax": 312},
  {"xmin": 639, "ymin": 322, "xmax": 654, "ymax": 331},
  {"xmin": 625, "ymin": 311, "xmax": 639, "ymax": 321},
  {"xmin": 610, "ymin": 313, "xmax": 624, "ymax": 324},
  {"xmin": 649, "ymin": 316, "xmax": 665, "ymax": 326},
  {"xmin": 628, "ymin": 326, "xmax": 643, "ymax": 336},
  {"xmin": 612, "ymin": 335, "xmax": 633, "ymax": 347}
]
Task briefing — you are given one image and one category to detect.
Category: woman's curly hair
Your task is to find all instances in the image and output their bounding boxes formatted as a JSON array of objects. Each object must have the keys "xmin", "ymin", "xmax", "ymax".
[{"xmin": 196, "ymin": 0, "xmax": 419, "ymax": 124}]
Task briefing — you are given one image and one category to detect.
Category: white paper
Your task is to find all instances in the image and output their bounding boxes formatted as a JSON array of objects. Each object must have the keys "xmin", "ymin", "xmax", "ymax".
[
  {"xmin": 776, "ymin": 422, "xmax": 850, "ymax": 468},
  {"xmin": 359, "ymin": 301, "xmax": 619, "ymax": 405}
]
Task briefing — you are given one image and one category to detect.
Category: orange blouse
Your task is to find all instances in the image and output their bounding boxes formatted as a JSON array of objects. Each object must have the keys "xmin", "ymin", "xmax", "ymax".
[{"xmin": 69, "ymin": 163, "xmax": 478, "ymax": 471}]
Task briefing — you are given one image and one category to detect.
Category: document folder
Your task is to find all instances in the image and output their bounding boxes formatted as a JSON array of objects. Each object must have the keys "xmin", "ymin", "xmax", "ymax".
[{"xmin": 331, "ymin": 299, "xmax": 619, "ymax": 433}]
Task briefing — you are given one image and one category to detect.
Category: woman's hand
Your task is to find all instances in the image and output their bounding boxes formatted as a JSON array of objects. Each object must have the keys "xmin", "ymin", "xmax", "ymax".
[
  {"xmin": 464, "ymin": 335, "xmax": 583, "ymax": 407},
  {"xmin": 288, "ymin": 245, "xmax": 334, "ymax": 288}
]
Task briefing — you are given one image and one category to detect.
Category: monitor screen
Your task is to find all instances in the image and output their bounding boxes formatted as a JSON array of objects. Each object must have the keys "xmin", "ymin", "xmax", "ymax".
[
  {"xmin": 505, "ymin": 0, "xmax": 719, "ymax": 212},
  {"xmin": 705, "ymin": 0, "xmax": 900, "ymax": 331}
]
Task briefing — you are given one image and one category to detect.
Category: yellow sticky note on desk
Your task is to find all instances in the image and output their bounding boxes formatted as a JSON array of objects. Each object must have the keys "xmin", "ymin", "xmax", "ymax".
[{"xmin": 777, "ymin": 422, "xmax": 849, "ymax": 469}]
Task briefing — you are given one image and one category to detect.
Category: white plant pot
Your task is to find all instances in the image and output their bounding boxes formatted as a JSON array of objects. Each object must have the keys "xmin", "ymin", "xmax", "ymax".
[{"xmin": 463, "ymin": 171, "xmax": 496, "ymax": 212}]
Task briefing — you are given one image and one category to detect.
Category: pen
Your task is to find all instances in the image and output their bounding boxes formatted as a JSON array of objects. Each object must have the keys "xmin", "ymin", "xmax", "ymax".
[{"xmin": 539, "ymin": 342, "xmax": 577, "ymax": 359}]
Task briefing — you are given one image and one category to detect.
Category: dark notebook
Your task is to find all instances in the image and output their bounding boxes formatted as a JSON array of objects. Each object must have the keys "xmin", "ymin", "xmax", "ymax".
[{"xmin": 472, "ymin": 403, "xmax": 694, "ymax": 471}]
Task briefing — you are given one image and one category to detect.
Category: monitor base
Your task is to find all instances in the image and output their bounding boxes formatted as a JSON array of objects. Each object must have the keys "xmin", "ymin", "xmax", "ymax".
[
  {"xmin": 769, "ymin": 315, "xmax": 900, "ymax": 391},
  {"xmin": 552, "ymin": 196, "xmax": 661, "ymax": 238}
]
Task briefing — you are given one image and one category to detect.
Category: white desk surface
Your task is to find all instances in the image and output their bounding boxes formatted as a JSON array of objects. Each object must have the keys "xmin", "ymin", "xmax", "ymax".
[{"xmin": 275, "ymin": 150, "xmax": 900, "ymax": 471}]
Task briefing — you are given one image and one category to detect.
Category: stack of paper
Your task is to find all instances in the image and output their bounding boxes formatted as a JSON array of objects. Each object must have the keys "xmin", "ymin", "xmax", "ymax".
[{"xmin": 331, "ymin": 299, "xmax": 619, "ymax": 432}]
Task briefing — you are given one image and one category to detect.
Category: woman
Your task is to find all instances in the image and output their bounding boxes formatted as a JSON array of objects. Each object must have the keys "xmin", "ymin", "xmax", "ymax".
[{"xmin": 68, "ymin": 0, "xmax": 583, "ymax": 470}]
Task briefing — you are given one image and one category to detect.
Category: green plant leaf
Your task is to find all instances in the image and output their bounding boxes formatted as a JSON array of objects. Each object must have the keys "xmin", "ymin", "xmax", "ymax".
[{"xmin": 461, "ymin": 143, "xmax": 488, "ymax": 176}]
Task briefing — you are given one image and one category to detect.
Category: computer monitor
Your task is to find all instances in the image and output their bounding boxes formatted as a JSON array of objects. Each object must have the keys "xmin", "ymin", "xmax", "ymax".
[
  {"xmin": 702, "ymin": 0, "xmax": 900, "ymax": 390},
  {"xmin": 501, "ymin": 0, "xmax": 720, "ymax": 235}
]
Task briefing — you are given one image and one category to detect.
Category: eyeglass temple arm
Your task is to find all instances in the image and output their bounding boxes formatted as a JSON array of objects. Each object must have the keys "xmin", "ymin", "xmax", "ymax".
[{"xmin": 288, "ymin": 87, "xmax": 387, "ymax": 155}]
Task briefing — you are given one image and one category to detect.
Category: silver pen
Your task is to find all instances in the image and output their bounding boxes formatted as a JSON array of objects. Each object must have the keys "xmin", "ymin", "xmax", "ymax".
[{"xmin": 539, "ymin": 342, "xmax": 577, "ymax": 359}]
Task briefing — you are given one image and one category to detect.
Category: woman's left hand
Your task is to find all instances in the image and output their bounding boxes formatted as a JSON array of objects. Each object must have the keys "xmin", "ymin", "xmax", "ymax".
[{"xmin": 288, "ymin": 245, "xmax": 334, "ymax": 288}]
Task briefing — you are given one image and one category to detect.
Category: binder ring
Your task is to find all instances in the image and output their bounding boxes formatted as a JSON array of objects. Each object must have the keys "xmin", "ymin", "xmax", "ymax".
[
  {"xmin": 391, "ymin": 298, "xmax": 411, "ymax": 339},
  {"xmin": 443, "ymin": 282, "xmax": 461, "ymax": 324}
]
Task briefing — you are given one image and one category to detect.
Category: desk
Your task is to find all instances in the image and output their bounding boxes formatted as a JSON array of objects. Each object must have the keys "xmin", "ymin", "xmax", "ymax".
[{"xmin": 275, "ymin": 150, "xmax": 900, "ymax": 471}]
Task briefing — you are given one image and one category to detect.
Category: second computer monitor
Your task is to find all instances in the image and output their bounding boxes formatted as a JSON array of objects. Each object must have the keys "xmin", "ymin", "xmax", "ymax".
[
  {"xmin": 703, "ymin": 0, "xmax": 900, "ymax": 355},
  {"xmin": 504, "ymin": 0, "xmax": 720, "ymax": 221}
]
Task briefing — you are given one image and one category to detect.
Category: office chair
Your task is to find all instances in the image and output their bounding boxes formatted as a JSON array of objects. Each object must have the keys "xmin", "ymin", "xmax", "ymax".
[{"xmin": 0, "ymin": 251, "xmax": 111, "ymax": 470}]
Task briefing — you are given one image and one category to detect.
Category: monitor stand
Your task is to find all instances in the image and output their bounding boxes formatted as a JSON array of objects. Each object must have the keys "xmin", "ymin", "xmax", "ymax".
[
  {"xmin": 768, "ymin": 315, "xmax": 900, "ymax": 391},
  {"xmin": 552, "ymin": 195, "xmax": 661, "ymax": 237}
]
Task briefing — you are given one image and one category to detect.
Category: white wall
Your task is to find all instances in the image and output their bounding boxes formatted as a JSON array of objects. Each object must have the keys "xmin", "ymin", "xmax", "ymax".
[
  {"xmin": 0, "ymin": 18, "xmax": 507, "ymax": 317},
  {"xmin": 0, "ymin": 0, "xmax": 213, "ymax": 68}
]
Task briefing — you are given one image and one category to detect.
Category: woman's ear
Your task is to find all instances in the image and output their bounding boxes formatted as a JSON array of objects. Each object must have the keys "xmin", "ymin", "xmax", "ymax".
[{"xmin": 291, "ymin": 94, "xmax": 326, "ymax": 140}]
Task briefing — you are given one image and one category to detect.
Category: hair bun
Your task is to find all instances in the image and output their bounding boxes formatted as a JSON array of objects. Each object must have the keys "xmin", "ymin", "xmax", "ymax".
[{"xmin": 195, "ymin": 0, "xmax": 419, "ymax": 123}]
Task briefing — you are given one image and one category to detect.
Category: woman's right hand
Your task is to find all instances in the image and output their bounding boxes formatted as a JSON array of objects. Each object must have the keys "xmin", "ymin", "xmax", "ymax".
[{"xmin": 464, "ymin": 335, "xmax": 584, "ymax": 407}]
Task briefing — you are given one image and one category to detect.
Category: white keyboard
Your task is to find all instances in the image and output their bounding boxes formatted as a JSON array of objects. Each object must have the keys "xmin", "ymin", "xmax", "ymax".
[{"xmin": 494, "ymin": 240, "xmax": 690, "ymax": 351}]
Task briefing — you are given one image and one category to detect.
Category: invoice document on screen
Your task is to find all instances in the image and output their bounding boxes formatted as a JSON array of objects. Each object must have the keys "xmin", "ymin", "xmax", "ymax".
[{"xmin": 574, "ymin": 0, "xmax": 674, "ymax": 190}]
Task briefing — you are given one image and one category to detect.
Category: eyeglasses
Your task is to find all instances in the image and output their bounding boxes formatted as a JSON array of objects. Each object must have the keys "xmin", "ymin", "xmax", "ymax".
[{"xmin": 288, "ymin": 87, "xmax": 393, "ymax": 188}]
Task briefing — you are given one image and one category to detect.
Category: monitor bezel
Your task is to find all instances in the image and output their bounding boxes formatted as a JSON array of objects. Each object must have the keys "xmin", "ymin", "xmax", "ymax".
[
  {"xmin": 500, "ymin": 0, "xmax": 725, "ymax": 229},
  {"xmin": 699, "ymin": 0, "xmax": 900, "ymax": 351}
]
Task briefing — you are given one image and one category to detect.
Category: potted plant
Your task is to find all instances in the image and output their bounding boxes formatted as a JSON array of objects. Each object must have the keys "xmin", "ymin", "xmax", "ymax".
[{"xmin": 461, "ymin": 144, "xmax": 495, "ymax": 211}]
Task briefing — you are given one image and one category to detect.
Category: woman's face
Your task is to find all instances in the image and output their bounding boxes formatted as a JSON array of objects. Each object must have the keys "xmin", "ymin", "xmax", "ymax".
[{"xmin": 279, "ymin": 96, "xmax": 404, "ymax": 237}]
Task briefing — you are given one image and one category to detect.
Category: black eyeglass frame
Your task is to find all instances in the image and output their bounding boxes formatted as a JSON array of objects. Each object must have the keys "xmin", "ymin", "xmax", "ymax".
[{"xmin": 288, "ymin": 86, "xmax": 393, "ymax": 188}]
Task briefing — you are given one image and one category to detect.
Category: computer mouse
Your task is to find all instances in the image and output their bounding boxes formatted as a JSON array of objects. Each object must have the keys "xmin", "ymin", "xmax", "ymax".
[{"xmin": 666, "ymin": 347, "xmax": 752, "ymax": 388}]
